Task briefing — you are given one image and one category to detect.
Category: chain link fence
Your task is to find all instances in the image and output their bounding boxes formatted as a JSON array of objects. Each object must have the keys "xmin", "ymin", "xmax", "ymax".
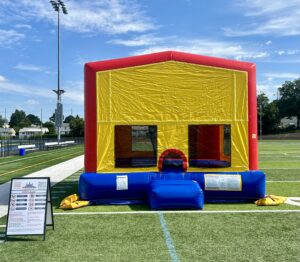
[{"xmin": 0, "ymin": 137, "xmax": 84, "ymax": 157}]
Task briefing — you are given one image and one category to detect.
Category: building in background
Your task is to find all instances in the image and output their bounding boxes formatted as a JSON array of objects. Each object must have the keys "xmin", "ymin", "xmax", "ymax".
[
  {"xmin": 280, "ymin": 116, "xmax": 297, "ymax": 128},
  {"xmin": 19, "ymin": 126, "xmax": 49, "ymax": 139},
  {"xmin": 0, "ymin": 123, "xmax": 16, "ymax": 137}
]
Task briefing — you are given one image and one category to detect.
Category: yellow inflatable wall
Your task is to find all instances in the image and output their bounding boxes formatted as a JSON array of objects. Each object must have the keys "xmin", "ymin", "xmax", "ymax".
[{"xmin": 96, "ymin": 61, "xmax": 248, "ymax": 173}]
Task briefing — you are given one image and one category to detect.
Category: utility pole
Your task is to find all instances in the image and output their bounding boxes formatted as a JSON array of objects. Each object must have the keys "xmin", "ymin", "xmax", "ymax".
[
  {"xmin": 50, "ymin": 0, "xmax": 68, "ymax": 143},
  {"xmin": 40, "ymin": 108, "xmax": 43, "ymax": 139}
]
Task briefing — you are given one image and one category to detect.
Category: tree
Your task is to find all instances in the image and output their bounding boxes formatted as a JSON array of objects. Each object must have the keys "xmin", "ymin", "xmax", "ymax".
[
  {"xmin": 43, "ymin": 121, "xmax": 56, "ymax": 135},
  {"xmin": 9, "ymin": 110, "xmax": 31, "ymax": 132},
  {"xmin": 278, "ymin": 78, "xmax": 300, "ymax": 128},
  {"xmin": 262, "ymin": 101, "xmax": 280, "ymax": 134},
  {"xmin": 257, "ymin": 93, "xmax": 269, "ymax": 135},
  {"xmin": 69, "ymin": 115, "xmax": 84, "ymax": 137},
  {"xmin": 64, "ymin": 115, "xmax": 75, "ymax": 123},
  {"xmin": 0, "ymin": 115, "xmax": 7, "ymax": 127},
  {"xmin": 26, "ymin": 114, "xmax": 41, "ymax": 125},
  {"xmin": 49, "ymin": 112, "xmax": 55, "ymax": 122},
  {"xmin": 257, "ymin": 93, "xmax": 280, "ymax": 134}
]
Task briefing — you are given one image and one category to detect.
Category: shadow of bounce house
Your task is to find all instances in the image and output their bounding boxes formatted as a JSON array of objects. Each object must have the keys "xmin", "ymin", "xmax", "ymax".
[{"xmin": 79, "ymin": 51, "xmax": 266, "ymax": 210}]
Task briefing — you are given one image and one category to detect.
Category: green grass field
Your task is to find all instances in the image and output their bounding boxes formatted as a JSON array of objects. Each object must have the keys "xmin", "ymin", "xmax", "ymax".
[
  {"xmin": 0, "ymin": 141, "xmax": 299, "ymax": 261},
  {"xmin": 0, "ymin": 145, "xmax": 84, "ymax": 185}
]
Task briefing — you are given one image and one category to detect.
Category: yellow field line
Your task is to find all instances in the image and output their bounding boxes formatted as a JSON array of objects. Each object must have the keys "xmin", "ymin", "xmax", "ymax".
[
  {"xmin": 0, "ymin": 146, "xmax": 83, "ymax": 166},
  {"xmin": 0, "ymin": 152, "xmax": 81, "ymax": 177}
]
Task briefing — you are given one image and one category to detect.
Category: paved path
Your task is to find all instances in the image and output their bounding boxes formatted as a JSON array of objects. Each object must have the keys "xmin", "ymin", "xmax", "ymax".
[{"xmin": 0, "ymin": 155, "xmax": 84, "ymax": 218}]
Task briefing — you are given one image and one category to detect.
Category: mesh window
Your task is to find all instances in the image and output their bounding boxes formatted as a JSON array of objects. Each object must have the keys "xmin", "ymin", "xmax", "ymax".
[
  {"xmin": 188, "ymin": 125, "xmax": 231, "ymax": 168},
  {"xmin": 115, "ymin": 125, "xmax": 157, "ymax": 168}
]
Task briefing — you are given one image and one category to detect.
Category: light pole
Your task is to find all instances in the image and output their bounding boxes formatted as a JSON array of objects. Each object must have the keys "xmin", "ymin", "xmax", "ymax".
[{"xmin": 50, "ymin": 0, "xmax": 68, "ymax": 143}]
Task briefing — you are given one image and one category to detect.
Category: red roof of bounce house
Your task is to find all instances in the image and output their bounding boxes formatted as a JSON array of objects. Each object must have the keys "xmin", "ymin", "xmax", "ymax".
[
  {"xmin": 84, "ymin": 51, "xmax": 258, "ymax": 172},
  {"xmin": 85, "ymin": 50, "xmax": 255, "ymax": 72}
]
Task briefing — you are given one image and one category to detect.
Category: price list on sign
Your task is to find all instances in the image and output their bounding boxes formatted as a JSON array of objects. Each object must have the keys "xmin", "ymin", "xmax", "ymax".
[{"xmin": 5, "ymin": 177, "xmax": 54, "ymax": 241}]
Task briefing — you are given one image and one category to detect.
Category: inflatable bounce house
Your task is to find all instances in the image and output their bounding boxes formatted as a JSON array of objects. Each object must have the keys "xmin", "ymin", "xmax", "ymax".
[{"xmin": 79, "ymin": 51, "xmax": 266, "ymax": 210}]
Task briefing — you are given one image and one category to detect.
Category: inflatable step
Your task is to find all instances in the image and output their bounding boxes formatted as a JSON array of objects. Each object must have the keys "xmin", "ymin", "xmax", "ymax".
[{"xmin": 148, "ymin": 180, "xmax": 204, "ymax": 210}]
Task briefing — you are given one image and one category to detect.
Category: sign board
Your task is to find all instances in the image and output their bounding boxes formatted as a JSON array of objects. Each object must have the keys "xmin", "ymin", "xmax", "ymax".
[
  {"xmin": 204, "ymin": 174, "xmax": 242, "ymax": 191},
  {"xmin": 116, "ymin": 175, "xmax": 128, "ymax": 190},
  {"xmin": 5, "ymin": 177, "xmax": 54, "ymax": 241}
]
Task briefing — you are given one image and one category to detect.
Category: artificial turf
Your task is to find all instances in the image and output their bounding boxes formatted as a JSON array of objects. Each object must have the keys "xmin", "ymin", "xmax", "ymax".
[
  {"xmin": 166, "ymin": 212, "xmax": 300, "ymax": 262},
  {"xmin": 0, "ymin": 145, "xmax": 84, "ymax": 185},
  {"xmin": 0, "ymin": 140, "xmax": 300, "ymax": 262}
]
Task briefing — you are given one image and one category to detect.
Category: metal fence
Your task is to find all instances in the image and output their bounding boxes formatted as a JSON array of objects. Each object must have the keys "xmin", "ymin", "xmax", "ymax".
[{"xmin": 0, "ymin": 137, "xmax": 84, "ymax": 157}]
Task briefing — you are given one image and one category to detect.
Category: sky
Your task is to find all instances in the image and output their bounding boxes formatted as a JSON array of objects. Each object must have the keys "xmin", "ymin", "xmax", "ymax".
[{"xmin": 0, "ymin": 0, "xmax": 299, "ymax": 122}]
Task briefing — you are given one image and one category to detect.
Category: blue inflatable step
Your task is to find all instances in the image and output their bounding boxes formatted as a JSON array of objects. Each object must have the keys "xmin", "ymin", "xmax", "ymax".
[{"xmin": 148, "ymin": 180, "xmax": 204, "ymax": 210}]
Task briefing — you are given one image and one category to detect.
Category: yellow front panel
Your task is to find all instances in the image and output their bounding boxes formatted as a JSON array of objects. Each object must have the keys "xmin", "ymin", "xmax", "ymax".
[{"xmin": 96, "ymin": 61, "xmax": 248, "ymax": 173}]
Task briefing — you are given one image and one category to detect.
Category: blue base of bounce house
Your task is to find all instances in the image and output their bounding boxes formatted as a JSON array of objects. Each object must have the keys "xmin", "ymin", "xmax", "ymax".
[{"xmin": 78, "ymin": 171, "xmax": 266, "ymax": 210}]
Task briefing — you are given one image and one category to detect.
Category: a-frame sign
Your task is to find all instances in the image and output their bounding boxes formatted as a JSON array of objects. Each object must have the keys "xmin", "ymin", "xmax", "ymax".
[{"xmin": 5, "ymin": 177, "xmax": 54, "ymax": 241}]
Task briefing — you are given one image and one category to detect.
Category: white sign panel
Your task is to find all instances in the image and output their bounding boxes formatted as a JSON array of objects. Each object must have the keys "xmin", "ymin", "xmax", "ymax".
[
  {"xmin": 116, "ymin": 175, "xmax": 128, "ymax": 191},
  {"xmin": 204, "ymin": 174, "xmax": 242, "ymax": 191},
  {"xmin": 6, "ymin": 178, "xmax": 50, "ymax": 236}
]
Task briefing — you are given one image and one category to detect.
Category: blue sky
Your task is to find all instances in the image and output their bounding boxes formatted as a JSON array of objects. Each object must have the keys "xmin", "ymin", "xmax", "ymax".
[{"xmin": 0, "ymin": 0, "xmax": 299, "ymax": 121}]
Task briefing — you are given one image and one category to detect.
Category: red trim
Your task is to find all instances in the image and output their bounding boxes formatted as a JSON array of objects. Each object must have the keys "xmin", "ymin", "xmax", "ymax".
[
  {"xmin": 85, "ymin": 51, "xmax": 254, "ymax": 73},
  {"xmin": 84, "ymin": 51, "xmax": 258, "ymax": 171},
  {"xmin": 158, "ymin": 148, "xmax": 188, "ymax": 172},
  {"xmin": 248, "ymin": 65, "xmax": 258, "ymax": 170},
  {"xmin": 84, "ymin": 64, "xmax": 97, "ymax": 172}
]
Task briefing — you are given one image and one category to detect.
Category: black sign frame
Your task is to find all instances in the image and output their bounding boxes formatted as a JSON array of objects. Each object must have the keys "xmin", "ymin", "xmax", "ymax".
[{"xmin": 5, "ymin": 177, "xmax": 54, "ymax": 241}]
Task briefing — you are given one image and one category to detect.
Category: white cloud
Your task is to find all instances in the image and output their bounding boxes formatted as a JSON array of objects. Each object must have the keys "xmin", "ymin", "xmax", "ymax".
[
  {"xmin": 264, "ymin": 72, "xmax": 299, "ymax": 79},
  {"xmin": 14, "ymin": 63, "xmax": 46, "ymax": 72},
  {"xmin": 0, "ymin": 75, "xmax": 7, "ymax": 81},
  {"xmin": 109, "ymin": 34, "xmax": 171, "ymax": 47},
  {"xmin": 275, "ymin": 49, "xmax": 300, "ymax": 56},
  {"xmin": 132, "ymin": 38, "xmax": 269, "ymax": 60},
  {"xmin": 0, "ymin": 78, "xmax": 83, "ymax": 105},
  {"xmin": 287, "ymin": 50, "xmax": 300, "ymax": 55},
  {"xmin": 0, "ymin": 29, "xmax": 24, "ymax": 47},
  {"xmin": 63, "ymin": 81, "xmax": 84, "ymax": 104},
  {"xmin": 276, "ymin": 50, "xmax": 285, "ymax": 56},
  {"xmin": 15, "ymin": 24, "xmax": 32, "ymax": 29},
  {"xmin": 26, "ymin": 99, "xmax": 39, "ymax": 105},
  {"xmin": 257, "ymin": 83, "xmax": 281, "ymax": 100},
  {"xmin": 225, "ymin": 0, "xmax": 300, "ymax": 36},
  {"xmin": 265, "ymin": 41, "xmax": 272, "ymax": 45},
  {"xmin": 0, "ymin": 0, "xmax": 155, "ymax": 35}
]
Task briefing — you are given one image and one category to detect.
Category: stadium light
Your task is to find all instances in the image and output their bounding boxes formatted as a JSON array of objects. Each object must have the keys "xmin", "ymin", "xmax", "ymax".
[{"xmin": 49, "ymin": 0, "xmax": 68, "ymax": 143}]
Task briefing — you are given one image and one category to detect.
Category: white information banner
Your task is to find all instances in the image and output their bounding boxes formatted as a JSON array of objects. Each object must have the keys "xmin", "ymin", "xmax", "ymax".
[
  {"xmin": 6, "ymin": 178, "xmax": 51, "ymax": 236},
  {"xmin": 204, "ymin": 174, "xmax": 242, "ymax": 191},
  {"xmin": 116, "ymin": 175, "xmax": 128, "ymax": 190}
]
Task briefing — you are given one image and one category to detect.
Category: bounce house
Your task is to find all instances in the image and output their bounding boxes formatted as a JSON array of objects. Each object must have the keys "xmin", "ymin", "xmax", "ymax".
[{"xmin": 79, "ymin": 51, "xmax": 266, "ymax": 210}]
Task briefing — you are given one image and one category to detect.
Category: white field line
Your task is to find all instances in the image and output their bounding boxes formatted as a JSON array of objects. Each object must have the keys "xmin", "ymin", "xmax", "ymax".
[
  {"xmin": 286, "ymin": 197, "xmax": 300, "ymax": 207},
  {"xmin": 0, "ymin": 146, "xmax": 82, "ymax": 166},
  {"xmin": 260, "ymin": 156, "xmax": 300, "ymax": 158},
  {"xmin": 260, "ymin": 152, "xmax": 300, "ymax": 154},
  {"xmin": 261, "ymin": 160, "xmax": 300, "ymax": 162},
  {"xmin": 54, "ymin": 210, "xmax": 300, "ymax": 216},
  {"xmin": 158, "ymin": 213, "xmax": 179, "ymax": 262},
  {"xmin": 261, "ymin": 168, "xmax": 300, "ymax": 170},
  {"xmin": 266, "ymin": 181, "xmax": 300, "ymax": 183},
  {"xmin": 51, "ymin": 190, "xmax": 68, "ymax": 193},
  {"xmin": 0, "ymin": 225, "xmax": 6, "ymax": 228}
]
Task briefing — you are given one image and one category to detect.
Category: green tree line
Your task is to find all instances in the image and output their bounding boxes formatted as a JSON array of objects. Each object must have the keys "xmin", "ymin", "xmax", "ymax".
[
  {"xmin": 0, "ymin": 109, "xmax": 84, "ymax": 137},
  {"xmin": 258, "ymin": 78, "xmax": 300, "ymax": 134}
]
